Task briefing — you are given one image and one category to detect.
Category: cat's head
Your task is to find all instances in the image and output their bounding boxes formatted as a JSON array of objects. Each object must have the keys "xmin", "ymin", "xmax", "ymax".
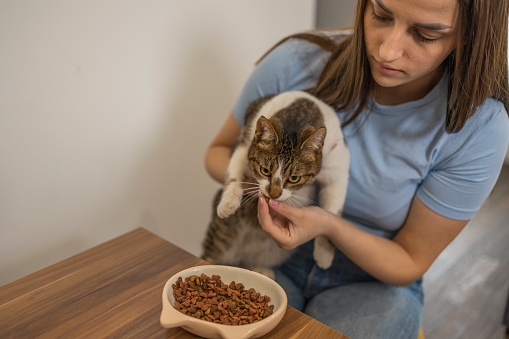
[{"xmin": 247, "ymin": 115, "xmax": 326, "ymax": 201}]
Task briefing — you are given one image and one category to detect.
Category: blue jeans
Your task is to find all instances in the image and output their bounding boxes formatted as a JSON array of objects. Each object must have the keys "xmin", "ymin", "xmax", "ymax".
[{"xmin": 274, "ymin": 241, "xmax": 423, "ymax": 339}]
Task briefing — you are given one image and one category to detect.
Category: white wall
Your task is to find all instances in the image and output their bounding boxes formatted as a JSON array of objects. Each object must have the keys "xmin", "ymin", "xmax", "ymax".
[{"xmin": 0, "ymin": 1, "xmax": 315, "ymax": 285}]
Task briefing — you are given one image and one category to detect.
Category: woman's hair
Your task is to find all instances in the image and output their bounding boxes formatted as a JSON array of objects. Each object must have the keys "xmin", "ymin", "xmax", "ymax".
[{"xmin": 259, "ymin": 0, "xmax": 509, "ymax": 133}]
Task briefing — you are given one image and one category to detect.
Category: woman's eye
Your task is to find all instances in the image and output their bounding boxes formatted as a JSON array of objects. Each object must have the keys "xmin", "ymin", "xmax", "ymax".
[
  {"xmin": 288, "ymin": 176, "xmax": 300, "ymax": 183},
  {"xmin": 415, "ymin": 31, "xmax": 439, "ymax": 44},
  {"xmin": 260, "ymin": 167, "xmax": 271, "ymax": 176},
  {"xmin": 371, "ymin": 9, "xmax": 391, "ymax": 23}
]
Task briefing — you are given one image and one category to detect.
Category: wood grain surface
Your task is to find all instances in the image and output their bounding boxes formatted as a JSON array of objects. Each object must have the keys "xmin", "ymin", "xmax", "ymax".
[{"xmin": 0, "ymin": 228, "xmax": 348, "ymax": 338}]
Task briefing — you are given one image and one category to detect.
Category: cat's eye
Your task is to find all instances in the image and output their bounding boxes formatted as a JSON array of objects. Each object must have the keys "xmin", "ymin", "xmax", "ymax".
[
  {"xmin": 260, "ymin": 167, "xmax": 271, "ymax": 176},
  {"xmin": 288, "ymin": 176, "xmax": 300, "ymax": 183}
]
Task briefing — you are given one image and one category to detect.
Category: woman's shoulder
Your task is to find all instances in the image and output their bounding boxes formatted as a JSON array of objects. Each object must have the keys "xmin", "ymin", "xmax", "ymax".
[
  {"xmin": 418, "ymin": 98, "xmax": 508, "ymax": 219},
  {"xmin": 441, "ymin": 98, "xmax": 508, "ymax": 166},
  {"xmin": 468, "ymin": 98, "xmax": 509, "ymax": 134},
  {"xmin": 476, "ymin": 99, "xmax": 508, "ymax": 150},
  {"xmin": 477, "ymin": 98, "xmax": 508, "ymax": 117}
]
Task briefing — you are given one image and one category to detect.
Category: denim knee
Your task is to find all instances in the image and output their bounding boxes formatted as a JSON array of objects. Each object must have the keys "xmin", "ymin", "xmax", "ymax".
[
  {"xmin": 274, "ymin": 269, "xmax": 306, "ymax": 311},
  {"xmin": 304, "ymin": 281, "xmax": 423, "ymax": 339}
]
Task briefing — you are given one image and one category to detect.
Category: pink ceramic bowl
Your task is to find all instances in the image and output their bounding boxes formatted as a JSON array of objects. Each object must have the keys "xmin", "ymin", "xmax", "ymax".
[{"xmin": 160, "ymin": 265, "xmax": 287, "ymax": 339}]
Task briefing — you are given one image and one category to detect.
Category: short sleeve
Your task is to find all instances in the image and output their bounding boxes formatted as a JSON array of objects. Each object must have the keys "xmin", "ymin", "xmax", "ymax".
[
  {"xmin": 232, "ymin": 39, "xmax": 328, "ymax": 126},
  {"xmin": 417, "ymin": 100, "xmax": 509, "ymax": 220}
]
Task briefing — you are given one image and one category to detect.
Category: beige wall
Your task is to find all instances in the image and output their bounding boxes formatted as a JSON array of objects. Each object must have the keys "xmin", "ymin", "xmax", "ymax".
[{"xmin": 0, "ymin": 1, "xmax": 315, "ymax": 285}]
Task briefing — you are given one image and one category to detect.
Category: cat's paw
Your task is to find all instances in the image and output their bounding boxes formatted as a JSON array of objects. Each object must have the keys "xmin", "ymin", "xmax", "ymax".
[
  {"xmin": 217, "ymin": 185, "xmax": 243, "ymax": 218},
  {"xmin": 252, "ymin": 267, "xmax": 276, "ymax": 280},
  {"xmin": 217, "ymin": 198, "xmax": 240, "ymax": 218},
  {"xmin": 313, "ymin": 236, "xmax": 334, "ymax": 269}
]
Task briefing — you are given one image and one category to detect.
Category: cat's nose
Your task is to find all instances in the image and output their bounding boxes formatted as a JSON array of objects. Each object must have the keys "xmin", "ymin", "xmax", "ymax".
[{"xmin": 267, "ymin": 185, "xmax": 282, "ymax": 199}]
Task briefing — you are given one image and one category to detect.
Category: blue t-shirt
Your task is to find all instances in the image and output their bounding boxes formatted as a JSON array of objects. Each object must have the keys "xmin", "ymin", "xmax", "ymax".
[{"xmin": 233, "ymin": 38, "xmax": 509, "ymax": 234}]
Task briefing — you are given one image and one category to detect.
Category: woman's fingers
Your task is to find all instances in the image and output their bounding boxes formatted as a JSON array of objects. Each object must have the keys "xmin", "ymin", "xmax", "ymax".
[
  {"xmin": 268, "ymin": 198, "xmax": 298, "ymax": 220},
  {"xmin": 257, "ymin": 194, "xmax": 272, "ymax": 230},
  {"xmin": 257, "ymin": 194, "xmax": 300, "ymax": 250}
]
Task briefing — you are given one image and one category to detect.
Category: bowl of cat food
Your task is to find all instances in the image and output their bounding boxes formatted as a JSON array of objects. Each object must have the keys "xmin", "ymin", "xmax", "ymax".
[{"xmin": 160, "ymin": 265, "xmax": 287, "ymax": 339}]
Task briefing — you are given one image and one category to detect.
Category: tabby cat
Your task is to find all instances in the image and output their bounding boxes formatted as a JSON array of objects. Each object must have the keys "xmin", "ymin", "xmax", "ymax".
[{"xmin": 202, "ymin": 91, "xmax": 350, "ymax": 279}]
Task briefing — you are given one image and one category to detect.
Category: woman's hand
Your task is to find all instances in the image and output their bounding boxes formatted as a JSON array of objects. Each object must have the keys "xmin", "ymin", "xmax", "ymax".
[{"xmin": 257, "ymin": 192, "xmax": 332, "ymax": 250}]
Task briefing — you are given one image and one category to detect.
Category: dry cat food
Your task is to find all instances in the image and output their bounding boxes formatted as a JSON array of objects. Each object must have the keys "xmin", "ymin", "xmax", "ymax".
[{"xmin": 172, "ymin": 273, "xmax": 274, "ymax": 325}]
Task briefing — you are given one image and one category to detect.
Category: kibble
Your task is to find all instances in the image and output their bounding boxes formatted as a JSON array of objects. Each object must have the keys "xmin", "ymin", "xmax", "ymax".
[{"xmin": 172, "ymin": 273, "xmax": 274, "ymax": 325}]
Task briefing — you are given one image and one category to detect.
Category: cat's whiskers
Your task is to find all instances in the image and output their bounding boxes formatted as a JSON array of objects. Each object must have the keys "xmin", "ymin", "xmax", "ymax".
[
  {"xmin": 243, "ymin": 187, "xmax": 261, "ymax": 196},
  {"xmin": 285, "ymin": 198, "xmax": 298, "ymax": 208},
  {"xmin": 285, "ymin": 196, "xmax": 304, "ymax": 208},
  {"xmin": 243, "ymin": 186, "xmax": 260, "ymax": 192},
  {"xmin": 241, "ymin": 190, "xmax": 260, "ymax": 207},
  {"xmin": 239, "ymin": 181, "xmax": 259, "ymax": 187},
  {"xmin": 287, "ymin": 194, "xmax": 319, "ymax": 208},
  {"xmin": 240, "ymin": 181, "xmax": 261, "ymax": 207}
]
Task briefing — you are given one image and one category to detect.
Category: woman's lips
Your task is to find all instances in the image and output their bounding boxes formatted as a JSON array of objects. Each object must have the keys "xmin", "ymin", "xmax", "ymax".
[{"xmin": 373, "ymin": 58, "xmax": 402, "ymax": 75}]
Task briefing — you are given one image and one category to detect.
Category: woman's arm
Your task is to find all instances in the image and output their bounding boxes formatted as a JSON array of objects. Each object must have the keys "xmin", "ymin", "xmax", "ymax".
[
  {"xmin": 205, "ymin": 112, "xmax": 242, "ymax": 183},
  {"xmin": 258, "ymin": 194, "xmax": 468, "ymax": 286}
]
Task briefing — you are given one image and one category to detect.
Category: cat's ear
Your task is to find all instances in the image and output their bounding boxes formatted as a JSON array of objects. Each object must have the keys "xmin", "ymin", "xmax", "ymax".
[
  {"xmin": 254, "ymin": 116, "xmax": 278, "ymax": 147},
  {"xmin": 301, "ymin": 127, "xmax": 326, "ymax": 156}
]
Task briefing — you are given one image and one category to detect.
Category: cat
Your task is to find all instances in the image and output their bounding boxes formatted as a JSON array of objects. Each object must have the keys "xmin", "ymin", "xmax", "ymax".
[{"xmin": 201, "ymin": 90, "xmax": 350, "ymax": 279}]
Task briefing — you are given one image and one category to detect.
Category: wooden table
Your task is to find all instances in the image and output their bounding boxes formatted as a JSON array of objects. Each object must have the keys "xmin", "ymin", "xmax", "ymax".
[{"xmin": 0, "ymin": 228, "xmax": 349, "ymax": 338}]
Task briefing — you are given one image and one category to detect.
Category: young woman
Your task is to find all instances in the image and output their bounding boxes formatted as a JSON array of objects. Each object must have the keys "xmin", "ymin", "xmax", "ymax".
[{"xmin": 205, "ymin": 0, "xmax": 509, "ymax": 337}]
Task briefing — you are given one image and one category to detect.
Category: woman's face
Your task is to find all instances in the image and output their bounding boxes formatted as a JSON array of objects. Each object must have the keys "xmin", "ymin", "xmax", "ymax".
[{"xmin": 363, "ymin": 0, "xmax": 459, "ymax": 100}]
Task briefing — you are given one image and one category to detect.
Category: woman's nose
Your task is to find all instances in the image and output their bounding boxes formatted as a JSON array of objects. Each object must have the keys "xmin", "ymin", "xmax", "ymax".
[{"xmin": 379, "ymin": 28, "xmax": 405, "ymax": 62}]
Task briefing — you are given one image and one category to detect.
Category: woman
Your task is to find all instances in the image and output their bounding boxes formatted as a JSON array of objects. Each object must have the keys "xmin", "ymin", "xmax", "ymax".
[{"xmin": 205, "ymin": 0, "xmax": 509, "ymax": 337}]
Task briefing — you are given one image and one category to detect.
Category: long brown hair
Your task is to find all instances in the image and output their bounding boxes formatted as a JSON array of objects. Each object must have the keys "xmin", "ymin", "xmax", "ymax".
[{"xmin": 259, "ymin": 0, "xmax": 509, "ymax": 133}]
